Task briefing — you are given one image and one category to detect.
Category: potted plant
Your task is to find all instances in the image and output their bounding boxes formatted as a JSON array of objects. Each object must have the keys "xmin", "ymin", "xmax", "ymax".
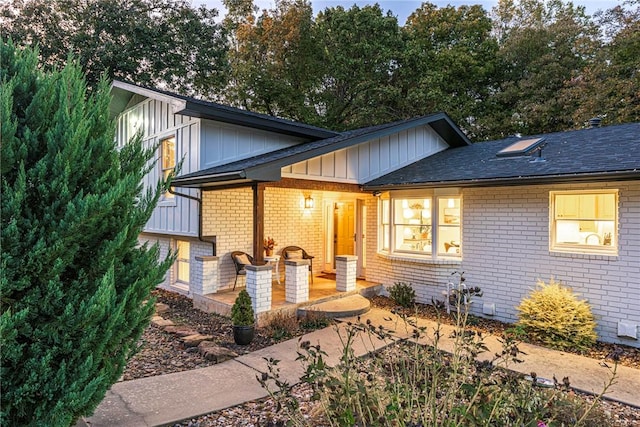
[
  {"xmin": 264, "ymin": 236, "xmax": 276, "ymax": 257},
  {"xmin": 231, "ymin": 289, "xmax": 255, "ymax": 345}
]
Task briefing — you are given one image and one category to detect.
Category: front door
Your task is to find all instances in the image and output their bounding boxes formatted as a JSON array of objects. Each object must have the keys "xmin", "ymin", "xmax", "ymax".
[{"xmin": 334, "ymin": 201, "xmax": 355, "ymax": 265}]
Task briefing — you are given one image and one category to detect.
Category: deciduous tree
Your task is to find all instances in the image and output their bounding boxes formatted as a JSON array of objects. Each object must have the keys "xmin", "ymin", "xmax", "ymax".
[{"xmin": 1, "ymin": 0, "xmax": 229, "ymax": 97}]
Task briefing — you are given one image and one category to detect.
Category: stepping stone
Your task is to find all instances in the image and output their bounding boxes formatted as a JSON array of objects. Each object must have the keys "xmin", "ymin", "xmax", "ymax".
[
  {"xmin": 198, "ymin": 341, "xmax": 238, "ymax": 362},
  {"xmin": 151, "ymin": 316, "xmax": 175, "ymax": 327},
  {"xmin": 155, "ymin": 302, "xmax": 170, "ymax": 314},
  {"xmin": 298, "ymin": 294, "xmax": 371, "ymax": 319},
  {"xmin": 164, "ymin": 325, "xmax": 199, "ymax": 337},
  {"xmin": 181, "ymin": 334, "xmax": 213, "ymax": 347}
]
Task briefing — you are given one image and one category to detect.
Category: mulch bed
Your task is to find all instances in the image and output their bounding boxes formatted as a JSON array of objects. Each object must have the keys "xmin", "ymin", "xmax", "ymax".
[{"xmin": 122, "ymin": 289, "xmax": 285, "ymax": 381}]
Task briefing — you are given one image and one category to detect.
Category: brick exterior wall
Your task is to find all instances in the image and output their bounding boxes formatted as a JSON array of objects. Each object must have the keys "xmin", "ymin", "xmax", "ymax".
[
  {"xmin": 264, "ymin": 187, "xmax": 324, "ymax": 276},
  {"xmin": 139, "ymin": 233, "xmax": 212, "ymax": 296},
  {"xmin": 200, "ymin": 186, "xmax": 326, "ymax": 290},
  {"xmin": 202, "ymin": 188, "xmax": 254, "ymax": 289},
  {"xmin": 366, "ymin": 181, "xmax": 640, "ymax": 346}
]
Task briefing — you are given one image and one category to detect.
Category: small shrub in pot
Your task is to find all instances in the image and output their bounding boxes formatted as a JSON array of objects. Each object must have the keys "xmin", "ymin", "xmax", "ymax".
[{"xmin": 231, "ymin": 289, "xmax": 255, "ymax": 345}]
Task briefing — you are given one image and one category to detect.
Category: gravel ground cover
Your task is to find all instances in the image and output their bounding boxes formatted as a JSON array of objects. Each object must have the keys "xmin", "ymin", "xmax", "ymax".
[{"xmin": 123, "ymin": 290, "xmax": 640, "ymax": 426}]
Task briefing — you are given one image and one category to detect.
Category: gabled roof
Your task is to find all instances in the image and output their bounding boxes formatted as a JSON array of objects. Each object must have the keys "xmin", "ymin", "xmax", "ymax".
[
  {"xmin": 109, "ymin": 80, "xmax": 338, "ymax": 139},
  {"xmin": 364, "ymin": 122, "xmax": 640, "ymax": 190},
  {"xmin": 172, "ymin": 113, "xmax": 471, "ymax": 188}
]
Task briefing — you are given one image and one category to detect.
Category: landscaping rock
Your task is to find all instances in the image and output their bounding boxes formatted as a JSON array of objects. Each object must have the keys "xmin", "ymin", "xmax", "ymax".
[
  {"xmin": 151, "ymin": 316, "xmax": 175, "ymax": 328},
  {"xmin": 198, "ymin": 341, "xmax": 238, "ymax": 362},
  {"xmin": 164, "ymin": 325, "xmax": 199, "ymax": 337},
  {"xmin": 155, "ymin": 302, "xmax": 170, "ymax": 314},
  {"xmin": 181, "ymin": 334, "xmax": 213, "ymax": 347}
]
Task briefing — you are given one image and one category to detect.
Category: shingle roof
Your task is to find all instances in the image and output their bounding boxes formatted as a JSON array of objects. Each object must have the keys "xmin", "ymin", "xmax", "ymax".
[
  {"xmin": 364, "ymin": 122, "xmax": 640, "ymax": 189},
  {"xmin": 173, "ymin": 113, "xmax": 470, "ymax": 188}
]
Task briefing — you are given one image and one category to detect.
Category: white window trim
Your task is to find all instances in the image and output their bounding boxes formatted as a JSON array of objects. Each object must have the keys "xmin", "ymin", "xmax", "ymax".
[
  {"xmin": 158, "ymin": 133, "xmax": 177, "ymax": 206},
  {"xmin": 378, "ymin": 190, "xmax": 462, "ymax": 260},
  {"xmin": 175, "ymin": 240, "xmax": 190, "ymax": 285},
  {"xmin": 549, "ymin": 189, "xmax": 618, "ymax": 256}
]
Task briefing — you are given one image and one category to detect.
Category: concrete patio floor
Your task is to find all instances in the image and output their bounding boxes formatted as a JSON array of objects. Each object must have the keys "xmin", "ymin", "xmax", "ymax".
[{"xmin": 193, "ymin": 274, "xmax": 382, "ymax": 322}]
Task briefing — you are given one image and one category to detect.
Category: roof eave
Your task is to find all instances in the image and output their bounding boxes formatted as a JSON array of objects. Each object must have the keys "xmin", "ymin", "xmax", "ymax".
[
  {"xmin": 245, "ymin": 114, "xmax": 470, "ymax": 177},
  {"xmin": 179, "ymin": 101, "xmax": 337, "ymax": 139},
  {"xmin": 109, "ymin": 81, "xmax": 187, "ymax": 118},
  {"xmin": 364, "ymin": 170, "xmax": 640, "ymax": 191},
  {"xmin": 172, "ymin": 168, "xmax": 283, "ymax": 189}
]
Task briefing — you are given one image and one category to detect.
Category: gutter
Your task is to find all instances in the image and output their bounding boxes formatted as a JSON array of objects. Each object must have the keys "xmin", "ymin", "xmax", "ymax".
[
  {"xmin": 167, "ymin": 188, "xmax": 216, "ymax": 256},
  {"xmin": 364, "ymin": 170, "xmax": 640, "ymax": 191}
]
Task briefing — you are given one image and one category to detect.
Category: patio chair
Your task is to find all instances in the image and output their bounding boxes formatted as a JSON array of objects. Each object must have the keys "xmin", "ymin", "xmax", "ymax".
[
  {"xmin": 231, "ymin": 251, "xmax": 254, "ymax": 290},
  {"xmin": 281, "ymin": 246, "xmax": 314, "ymax": 284}
]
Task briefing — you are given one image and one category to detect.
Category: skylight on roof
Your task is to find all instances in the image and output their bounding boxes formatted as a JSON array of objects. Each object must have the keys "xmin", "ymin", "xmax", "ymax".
[{"xmin": 497, "ymin": 137, "xmax": 546, "ymax": 157}]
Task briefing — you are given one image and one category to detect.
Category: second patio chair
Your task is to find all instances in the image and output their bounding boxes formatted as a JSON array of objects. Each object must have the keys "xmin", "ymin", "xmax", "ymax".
[
  {"xmin": 281, "ymin": 245, "xmax": 314, "ymax": 284},
  {"xmin": 231, "ymin": 251, "xmax": 254, "ymax": 290}
]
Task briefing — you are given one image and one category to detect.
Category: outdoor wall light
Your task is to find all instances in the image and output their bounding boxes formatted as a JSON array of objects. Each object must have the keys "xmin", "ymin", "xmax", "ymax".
[{"xmin": 304, "ymin": 195, "xmax": 315, "ymax": 209}]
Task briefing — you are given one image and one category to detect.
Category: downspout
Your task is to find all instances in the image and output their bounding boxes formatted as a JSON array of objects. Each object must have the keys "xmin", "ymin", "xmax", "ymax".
[{"xmin": 168, "ymin": 188, "xmax": 216, "ymax": 256}]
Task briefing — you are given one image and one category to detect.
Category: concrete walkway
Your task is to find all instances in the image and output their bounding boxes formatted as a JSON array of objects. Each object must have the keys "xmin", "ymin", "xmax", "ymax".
[{"xmin": 86, "ymin": 308, "xmax": 640, "ymax": 426}]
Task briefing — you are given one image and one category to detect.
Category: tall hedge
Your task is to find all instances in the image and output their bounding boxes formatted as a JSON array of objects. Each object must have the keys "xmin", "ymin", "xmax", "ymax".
[{"xmin": 0, "ymin": 41, "xmax": 172, "ymax": 426}]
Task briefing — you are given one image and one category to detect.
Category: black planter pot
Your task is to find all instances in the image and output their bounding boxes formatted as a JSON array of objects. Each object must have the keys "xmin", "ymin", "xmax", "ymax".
[{"xmin": 233, "ymin": 325, "xmax": 255, "ymax": 345}]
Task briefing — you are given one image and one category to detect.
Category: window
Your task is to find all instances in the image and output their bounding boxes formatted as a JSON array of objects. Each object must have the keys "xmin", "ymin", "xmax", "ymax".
[
  {"xmin": 161, "ymin": 136, "xmax": 176, "ymax": 198},
  {"xmin": 380, "ymin": 199, "xmax": 390, "ymax": 251},
  {"xmin": 438, "ymin": 198, "xmax": 461, "ymax": 255},
  {"xmin": 379, "ymin": 194, "xmax": 461, "ymax": 257},
  {"xmin": 550, "ymin": 190, "xmax": 617, "ymax": 253},
  {"xmin": 394, "ymin": 198, "xmax": 432, "ymax": 253},
  {"xmin": 176, "ymin": 240, "xmax": 190, "ymax": 283}
]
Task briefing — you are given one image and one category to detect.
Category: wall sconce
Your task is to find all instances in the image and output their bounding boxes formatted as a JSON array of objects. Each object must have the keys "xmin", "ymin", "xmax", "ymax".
[{"xmin": 304, "ymin": 195, "xmax": 314, "ymax": 209}]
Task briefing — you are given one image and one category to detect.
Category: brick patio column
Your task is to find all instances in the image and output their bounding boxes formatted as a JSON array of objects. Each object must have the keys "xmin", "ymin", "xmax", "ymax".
[
  {"xmin": 335, "ymin": 255, "xmax": 357, "ymax": 292},
  {"xmin": 192, "ymin": 256, "xmax": 219, "ymax": 296},
  {"xmin": 285, "ymin": 259, "xmax": 310, "ymax": 303},
  {"xmin": 245, "ymin": 264, "xmax": 272, "ymax": 315}
]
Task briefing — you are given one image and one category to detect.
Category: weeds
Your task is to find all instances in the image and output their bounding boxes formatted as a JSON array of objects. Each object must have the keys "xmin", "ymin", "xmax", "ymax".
[
  {"xmin": 258, "ymin": 272, "xmax": 617, "ymax": 426},
  {"xmin": 388, "ymin": 282, "xmax": 416, "ymax": 308},
  {"xmin": 265, "ymin": 311, "xmax": 333, "ymax": 342}
]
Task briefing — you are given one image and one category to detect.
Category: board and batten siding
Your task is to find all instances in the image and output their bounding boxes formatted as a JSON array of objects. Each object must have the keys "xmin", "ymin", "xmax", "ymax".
[
  {"xmin": 200, "ymin": 121, "xmax": 305, "ymax": 169},
  {"xmin": 115, "ymin": 97, "xmax": 200, "ymax": 236},
  {"xmin": 282, "ymin": 125, "xmax": 448, "ymax": 183}
]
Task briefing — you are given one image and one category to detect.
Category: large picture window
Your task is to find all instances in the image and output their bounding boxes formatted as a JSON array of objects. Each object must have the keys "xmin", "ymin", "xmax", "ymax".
[
  {"xmin": 394, "ymin": 198, "xmax": 432, "ymax": 253},
  {"xmin": 551, "ymin": 190, "xmax": 617, "ymax": 254},
  {"xmin": 379, "ymin": 194, "xmax": 461, "ymax": 258}
]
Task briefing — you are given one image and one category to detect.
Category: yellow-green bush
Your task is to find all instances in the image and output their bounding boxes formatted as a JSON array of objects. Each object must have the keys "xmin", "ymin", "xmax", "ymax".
[{"xmin": 517, "ymin": 278, "xmax": 597, "ymax": 350}]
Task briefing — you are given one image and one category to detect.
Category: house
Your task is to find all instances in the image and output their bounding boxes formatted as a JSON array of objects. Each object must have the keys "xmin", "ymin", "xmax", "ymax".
[{"xmin": 110, "ymin": 80, "xmax": 640, "ymax": 347}]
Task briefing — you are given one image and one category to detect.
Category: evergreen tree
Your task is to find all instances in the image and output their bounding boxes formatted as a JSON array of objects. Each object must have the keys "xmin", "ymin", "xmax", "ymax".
[{"xmin": 0, "ymin": 41, "xmax": 172, "ymax": 426}]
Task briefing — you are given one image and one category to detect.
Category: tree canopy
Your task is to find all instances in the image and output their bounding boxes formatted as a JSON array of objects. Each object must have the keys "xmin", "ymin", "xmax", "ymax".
[
  {"xmin": 1, "ymin": 0, "xmax": 230, "ymax": 98},
  {"xmin": 2, "ymin": 0, "xmax": 638, "ymax": 134}
]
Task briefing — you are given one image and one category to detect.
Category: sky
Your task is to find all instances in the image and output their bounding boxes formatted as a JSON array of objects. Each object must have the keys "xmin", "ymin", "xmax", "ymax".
[{"xmin": 195, "ymin": 0, "xmax": 622, "ymax": 24}]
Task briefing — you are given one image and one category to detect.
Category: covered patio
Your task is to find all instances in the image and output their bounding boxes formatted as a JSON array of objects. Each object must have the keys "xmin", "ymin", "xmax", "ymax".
[{"xmin": 193, "ymin": 272, "xmax": 381, "ymax": 324}]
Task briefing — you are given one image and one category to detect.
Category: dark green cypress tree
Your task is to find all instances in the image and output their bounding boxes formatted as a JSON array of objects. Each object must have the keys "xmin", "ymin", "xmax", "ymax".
[{"xmin": 0, "ymin": 41, "xmax": 173, "ymax": 426}]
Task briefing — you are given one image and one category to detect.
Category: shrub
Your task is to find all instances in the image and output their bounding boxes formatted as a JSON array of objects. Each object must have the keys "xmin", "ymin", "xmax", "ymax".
[
  {"xmin": 265, "ymin": 312, "xmax": 299, "ymax": 341},
  {"xmin": 231, "ymin": 290, "xmax": 255, "ymax": 326},
  {"xmin": 0, "ymin": 42, "xmax": 172, "ymax": 425},
  {"xmin": 299, "ymin": 310, "xmax": 332, "ymax": 330},
  {"xmin": 388, "ymin": 282, "xmax": 416, "ymax": 308},
  {"xmin": 517, "ymin": 278, "xmax": 597, "ymax": 350}
]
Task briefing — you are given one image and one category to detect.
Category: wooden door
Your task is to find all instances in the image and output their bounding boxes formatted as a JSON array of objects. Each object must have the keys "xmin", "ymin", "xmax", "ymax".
[{"xmin": 335, "ymin": 202, "xmax": 355, "ymax": 258}]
